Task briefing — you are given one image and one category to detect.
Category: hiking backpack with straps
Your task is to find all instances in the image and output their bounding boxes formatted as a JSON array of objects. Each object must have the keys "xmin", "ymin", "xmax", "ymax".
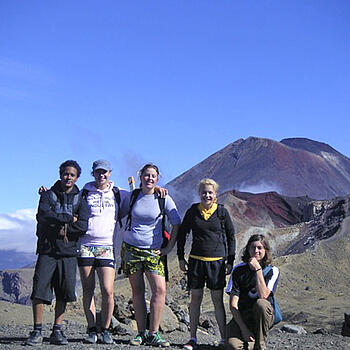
[
  {"xmin": 125, "ymin": 188, "xmax": 172, "ymax": 281},
  {"xmin": 81, "ymin": 186, "xmax": 123, "ymax": 228},
  {"xmin": 263, "ymin": 266, "xmax": 282, "ymax": 324}
]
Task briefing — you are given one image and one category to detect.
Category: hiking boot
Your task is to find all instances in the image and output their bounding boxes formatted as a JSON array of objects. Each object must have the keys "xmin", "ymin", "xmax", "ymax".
[
  {"xmin": 183, "ymin": 338, "xmax": 197, "ymax": 350},
  {"xmin": 100, "ymin": 329, "xmax": 114, "ymax": 344},
  {"xmin": 49, "ymin": 329, "xmax": 68, "ymax": 345},
  {"xmin": 130, "ymin": 331, "xmax": 147, "ymax": 346},
  {"xmin": 84, "ymin": 330, "xmax": 98, "ymax": 344},
  {"xmin": 146, "ymin": 331, "xmax": 170, "ymax": 347},
  {"xmin": 25, "ymin": 330, "xmax": 43, "ymax": 346}
]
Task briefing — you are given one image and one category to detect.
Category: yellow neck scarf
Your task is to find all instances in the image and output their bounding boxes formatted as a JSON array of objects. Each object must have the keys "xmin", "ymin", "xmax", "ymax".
[{"xmin": 198, "ymin": 202, "xmax": 218, "ymax": 220}]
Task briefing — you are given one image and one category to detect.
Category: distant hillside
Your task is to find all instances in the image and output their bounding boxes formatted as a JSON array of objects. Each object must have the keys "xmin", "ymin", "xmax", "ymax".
[{"xmin": 168, "ymin": 137, "xmax": 350, "ymax": 215}]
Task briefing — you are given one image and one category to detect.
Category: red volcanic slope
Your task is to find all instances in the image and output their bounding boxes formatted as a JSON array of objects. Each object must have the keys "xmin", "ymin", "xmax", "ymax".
[
  {"xmin": 219, "ymin": 190, "xmax": 311, "ymax": 231},
  {"xmin": 168, "ymin": 137, "xmax": 350, "ymax": 215}
]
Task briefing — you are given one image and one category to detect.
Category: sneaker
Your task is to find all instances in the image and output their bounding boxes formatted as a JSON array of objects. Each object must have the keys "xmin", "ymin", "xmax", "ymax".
[
  {"xmin": 130, "ymin": 331, "xmax": 147, "ymax": 346},
  {"xmin": 25, "ymin": 330, "xmax": 43, "ymax": 346},
  {"xmin": 146, "ymin": 331, "xmax": 170, "ymax": 347},
  {"xmin": 183, "ymin": 338, "xmax": 197, "ymax": 350},
  {"xmin": 100, "ymin": 329, "xmax": 114, "ymax": 344},
  {"xmin": 49, "ymin": 329, "xmax": 68, "ymax": 345},
  {"xmin": 84, "ymin": 330, "xmax": 98, "ymax": 344}
]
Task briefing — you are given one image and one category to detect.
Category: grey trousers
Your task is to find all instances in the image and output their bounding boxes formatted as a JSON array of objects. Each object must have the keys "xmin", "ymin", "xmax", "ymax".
[{"xmin": 226, "ymin": 299, "xmax": 274, "ymax": 350}]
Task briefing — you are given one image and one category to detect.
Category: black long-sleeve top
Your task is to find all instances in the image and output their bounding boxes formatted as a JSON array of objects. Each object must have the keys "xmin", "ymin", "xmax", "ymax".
[
  {"xmin": 177, "ymin": 203, "xmax": 236, "ymax": 265},
  {"xmin": 36, "ymin": 180, "xmax": 89, "ymax": 256}
]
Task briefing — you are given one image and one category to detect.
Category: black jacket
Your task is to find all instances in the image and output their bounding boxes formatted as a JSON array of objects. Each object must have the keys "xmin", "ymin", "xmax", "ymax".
[
  {"xmin": 177, "ymin": 203, "xmax": 236, "ymax": 265},
  {"xmin": 36, "ymin": 180, "xmax": 89, "ymax": 257}
]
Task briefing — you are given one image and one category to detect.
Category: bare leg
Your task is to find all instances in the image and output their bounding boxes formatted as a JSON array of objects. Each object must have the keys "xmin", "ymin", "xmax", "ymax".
[
  {"xmin": 54, "ymin": 300, "xmax": 66, "ymax": 325},
  {"xmin": 96, "ymin": 266, "xmax": 115, "ymax": 329},
  {"xmin": 32, "ymin": 298, "xmax": 44, "ymax": 325},
  {"xmin": 210, "ymin": 289, "xmax": 226, "ymax": 339},
  {"xmin": 129, "ymin": 270, "xmax": 147, "ymax": 332},
  {"xmin": 79, "ymin": 266, "xmax": 96, "ymax": 328},
  {"xmin": 145, "ymin": 271, "xmax": 166, "ymax": 333},
  {"xmin": 189, "ymin": 289, "xmax": 204, "ymax": 339}
]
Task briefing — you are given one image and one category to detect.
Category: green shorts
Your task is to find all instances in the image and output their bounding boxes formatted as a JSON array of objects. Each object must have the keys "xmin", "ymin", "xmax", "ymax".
[{"xmin": 121, "ymin": 242, "xmax": 165, "ymax": 277}]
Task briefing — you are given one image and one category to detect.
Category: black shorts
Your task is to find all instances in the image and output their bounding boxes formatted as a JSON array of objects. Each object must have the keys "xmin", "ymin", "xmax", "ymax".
[
  {"xmin": 187, "ymin": 257, "xmax": 226, "ymax": 290},
  {"xmin": 31, "ymin": 254, "xmax": 77, "ymax": 304}
]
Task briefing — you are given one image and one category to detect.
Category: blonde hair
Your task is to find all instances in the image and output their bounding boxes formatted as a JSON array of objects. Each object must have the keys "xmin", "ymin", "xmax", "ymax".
[{"xmin": 198, "ymin": 178, "xmax": 219, "ymax": 194}]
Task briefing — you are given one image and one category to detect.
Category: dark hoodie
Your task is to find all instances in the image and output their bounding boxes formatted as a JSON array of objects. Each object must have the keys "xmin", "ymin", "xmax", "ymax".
[{"xmin": 36, "ymin": 180, "xmax": 89, "ymax": 257}]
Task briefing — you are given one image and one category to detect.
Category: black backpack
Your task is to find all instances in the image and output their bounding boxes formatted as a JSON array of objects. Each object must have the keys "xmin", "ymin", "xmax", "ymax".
[
  {"xmin": 217, "ymin": 204, "xmax": 228, "ymax": 257},
  {"xmin": 82, "ymin": 186, "xmax": 122, "ymax": 228}
]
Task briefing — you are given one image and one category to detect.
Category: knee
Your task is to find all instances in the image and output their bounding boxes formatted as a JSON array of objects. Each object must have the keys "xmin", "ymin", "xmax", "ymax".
[
  {"xmin": 226, "ymin": 337, "xmax": 241, "ymax": 350},
  {"xmin": 82, "ymin": 285, "xmax": 95, "ymax": 297},
  {"xmin": 190, "ymin": 295, "xmax": 202, "ymax": 308},
  {"xmin": 254, "ymin": 298, "xmax": 272, "ymax": 316},
  {"xmin": 101, "ymin": 286, "xmax": 114, "ymax": 299},
  {"xmin": 152, "ymin": 284, "xmax": 166, "ymax": 299}
]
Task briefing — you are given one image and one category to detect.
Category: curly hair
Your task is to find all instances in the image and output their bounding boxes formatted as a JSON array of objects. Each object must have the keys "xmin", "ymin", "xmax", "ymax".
[
  {"xmin": 198, "ymin": 178, "xmax": 219, "ymax": 194},
  {"xmin": 59, "ymin": 160, "xmax": 82, "ymax": 178},
  {"xmin": 241, "ymin": 234, "xmax": 273, "ymax": 266}
]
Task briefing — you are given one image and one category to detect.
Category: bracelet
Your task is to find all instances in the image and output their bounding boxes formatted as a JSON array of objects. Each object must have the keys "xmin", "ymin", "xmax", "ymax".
[{"xmin": 255, "ymin": 268, "xmax": 262, "ymax": 272}]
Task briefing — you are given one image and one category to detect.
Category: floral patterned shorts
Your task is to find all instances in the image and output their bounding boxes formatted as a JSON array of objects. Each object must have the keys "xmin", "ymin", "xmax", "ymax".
[
  {"xmin": 120, "ymin": 242, "xmax": 165, "ymax": 277},
  {"xmin": 77, "ymin": 245, "xmax": 115, "ymax": 268}
]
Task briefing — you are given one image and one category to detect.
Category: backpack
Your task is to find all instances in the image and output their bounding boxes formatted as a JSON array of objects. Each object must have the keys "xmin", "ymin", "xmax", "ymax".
[
  {"xmin": 216, "ymin": 204, "xmax": 228, "ymax": 257},
  {"xmin": 263, "ymin": 266, "xmax": 282, "ymax": 324},
  {"xmin": 125, "ymin": 189, "xmax": 171, "ymax": 281},
  {"xmin": 82, "ymin": 186, "xmax": 122, "ymax": 228}
]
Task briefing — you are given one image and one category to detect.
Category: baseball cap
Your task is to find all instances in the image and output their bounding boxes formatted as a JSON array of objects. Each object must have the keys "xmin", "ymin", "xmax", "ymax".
[{"xmin": 92, "ymin": 159, "xmax": 112, "ymax": 171}]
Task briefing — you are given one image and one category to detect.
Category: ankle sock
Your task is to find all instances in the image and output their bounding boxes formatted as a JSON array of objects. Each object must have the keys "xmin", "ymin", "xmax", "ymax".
[
  {"xmin": 53, "ymin": 324, "xmax": 62, "ymax": 331},
  {"xmin": 34, "ymin": 324, "xmax": 42, "ymax": 332},
  {"xmin": 190, "ymin": 337, "xmax": 197, "ymax": 343}
]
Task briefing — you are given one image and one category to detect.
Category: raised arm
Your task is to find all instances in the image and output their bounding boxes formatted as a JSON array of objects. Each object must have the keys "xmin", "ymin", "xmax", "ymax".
[{"xmin": 248, "ymin": 258, "xmax": 272, "ymax": 299}]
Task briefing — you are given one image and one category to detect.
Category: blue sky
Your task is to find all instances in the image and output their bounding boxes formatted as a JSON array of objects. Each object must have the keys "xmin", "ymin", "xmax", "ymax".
[{"xmin": 1, "ymin": 1, "xmax": 350, "ymax": 254}]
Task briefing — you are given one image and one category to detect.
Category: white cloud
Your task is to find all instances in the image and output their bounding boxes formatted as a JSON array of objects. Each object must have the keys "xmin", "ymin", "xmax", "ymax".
[
  {"xmin": 0, "ymin": 209, "xmax": 37, "ymax": 253},
  {"xmin": 238, "ymin": 181, "xmax": 282, "ymax": 194}
]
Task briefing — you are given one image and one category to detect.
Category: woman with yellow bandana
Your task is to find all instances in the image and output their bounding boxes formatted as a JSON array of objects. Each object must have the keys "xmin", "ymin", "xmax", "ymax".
[{"xmin": 177, "ymin": 179, "xmax": 236, "ymax": 350}]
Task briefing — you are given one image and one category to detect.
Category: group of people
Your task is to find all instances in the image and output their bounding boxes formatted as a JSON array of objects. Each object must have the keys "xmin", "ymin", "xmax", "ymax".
[{"xmin": 25, "ymin": 159, "xmax": 280, "ymax": 350}]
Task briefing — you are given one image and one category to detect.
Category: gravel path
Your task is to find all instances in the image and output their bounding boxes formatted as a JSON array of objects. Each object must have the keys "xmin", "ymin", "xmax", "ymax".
[{"xmin": 1, "ymin": 323, "xmax": 350, "ymax": 349}]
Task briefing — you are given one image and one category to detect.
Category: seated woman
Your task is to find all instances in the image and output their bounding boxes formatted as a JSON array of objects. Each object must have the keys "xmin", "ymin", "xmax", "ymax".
[
  {"xmin": 177, "ymin": 178, "xmax": 236, "ymax": 350},
  {"xmin": 226, "ymin": 234, "xmax": 280, "ymax": 350}
]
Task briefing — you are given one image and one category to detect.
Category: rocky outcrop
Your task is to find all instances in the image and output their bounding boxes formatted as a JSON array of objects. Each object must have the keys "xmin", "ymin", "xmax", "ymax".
[{"xmin": 0, "ymin": 269, "xmax": 33, "ymax": 305}]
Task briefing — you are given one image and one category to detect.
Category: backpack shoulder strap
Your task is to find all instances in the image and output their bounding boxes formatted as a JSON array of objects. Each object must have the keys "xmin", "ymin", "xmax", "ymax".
[
  {"xmin": 125, "ymin": 189, "xmax": 141, "ymax": 231},
  {"xmin": 217, "ymin": 204, "xmax": 226, "ymax": 231},
  {"xmin": 112, "ymin": 186, "xmax": 123, "ymax": 228},
  {"xmin": 157, "ymin": 196, "xmax": 166, "ymax": 236},
  {"xmin": 216, "ymin": 204, "xmax": 228, "ymax": 257},
  {"xmin": 81, "ymin": 188, "xmax": 88, "ymax": 200},
  {"xmin": 262, "ymin": 265, "xmax": 273, "ymax": 276},
  {"xmin": 157, "ymin": 197, "xmax": 165, "ymax": 215}
]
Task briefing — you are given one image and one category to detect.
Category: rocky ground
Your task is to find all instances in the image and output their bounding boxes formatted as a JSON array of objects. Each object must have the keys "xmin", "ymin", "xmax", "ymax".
[{"xmin": 1, "ymin": 323, "xmax": 350, "ymax": 349}]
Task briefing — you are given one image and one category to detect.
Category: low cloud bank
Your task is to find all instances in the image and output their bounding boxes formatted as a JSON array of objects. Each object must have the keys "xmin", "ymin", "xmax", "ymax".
[
  {"xmin": 0, "ymin": 209, "xmax": 37, "ymax": 253},
  {"xmin": 238, "ymin": 181, "xmax": 283, "ymax": 195}
]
